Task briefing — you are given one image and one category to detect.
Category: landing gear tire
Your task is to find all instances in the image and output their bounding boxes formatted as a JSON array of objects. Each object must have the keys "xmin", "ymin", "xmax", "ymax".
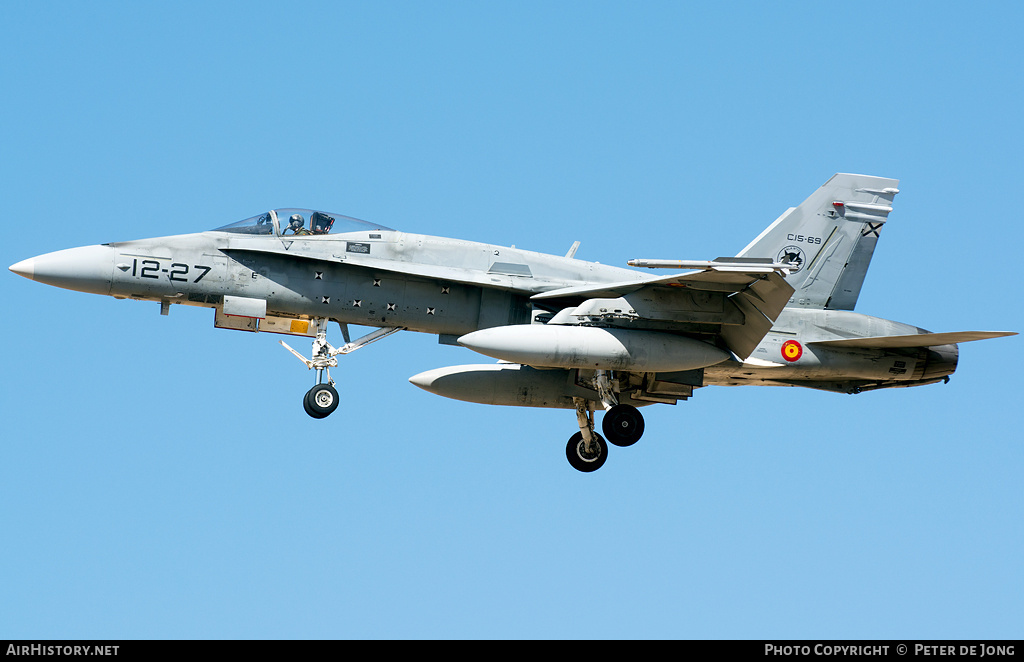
[
  {"xmin": 304, "ymin": 383, "xmax": 339, "ymax": 419},
  {"xmin": 602, "ymin": 404, "xmax": 644, "ymax": 447},
  {"xmin": 566, "ymin": 432, "xmax": 608, "ymax": 473},
  {"xmin": 303, "ymin": 394, "xmax": 316, "ymax": 418}
]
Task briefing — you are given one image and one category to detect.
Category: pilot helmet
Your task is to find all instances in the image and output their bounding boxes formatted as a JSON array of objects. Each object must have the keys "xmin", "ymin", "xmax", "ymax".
[{"xmin": 289, "ymin": 213, "xmax": 305, "ymax": 228}]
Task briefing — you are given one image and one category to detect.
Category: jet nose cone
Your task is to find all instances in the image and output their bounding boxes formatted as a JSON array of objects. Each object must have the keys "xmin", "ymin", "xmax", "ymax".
[
  {"xmin": 9, "ymin": 245, "xmax": 115, "ymax": 295},
  {"xmin": 9, "ymin": 258, "xmax": 36, "ymax": 280}
]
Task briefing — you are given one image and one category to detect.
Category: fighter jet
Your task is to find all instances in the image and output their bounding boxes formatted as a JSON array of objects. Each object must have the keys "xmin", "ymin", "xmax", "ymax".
[{"xmin": 9, "ymin": 174, "xmax": 1015, "ymax": 472}]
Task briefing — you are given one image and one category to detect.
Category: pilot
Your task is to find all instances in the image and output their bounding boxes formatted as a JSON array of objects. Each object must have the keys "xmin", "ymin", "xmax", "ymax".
[{"xmin": 287, "ymin": 214, "xmax": 311, "ymax": 235}]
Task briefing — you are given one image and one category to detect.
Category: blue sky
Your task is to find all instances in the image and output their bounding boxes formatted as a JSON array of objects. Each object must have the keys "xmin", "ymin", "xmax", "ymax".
[{"xmin": 1, "ymin": 1, "xmax": 1021, "ymax": 639}]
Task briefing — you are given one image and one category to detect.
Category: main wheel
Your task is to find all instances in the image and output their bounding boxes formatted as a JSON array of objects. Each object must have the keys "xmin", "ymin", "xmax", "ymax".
[
  {"xmin": 566, "ymin": 432, "xmax": 608, "ymax": 472},
  {"xmin": 304, "ymin": 383, "xmax": 339, "ymax": 419},
  {"xmin": 602, "ymin": 404, "xmax": 644, "ymax": 447}
]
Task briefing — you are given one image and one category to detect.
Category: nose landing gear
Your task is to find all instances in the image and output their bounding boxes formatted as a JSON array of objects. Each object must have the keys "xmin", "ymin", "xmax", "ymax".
[{"xmin": 280, "ymin": 318, "xmax": 403, "ymax": 419}]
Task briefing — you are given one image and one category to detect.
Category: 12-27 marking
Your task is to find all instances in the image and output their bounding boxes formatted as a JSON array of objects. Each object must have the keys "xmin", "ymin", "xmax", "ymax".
[{"xmin": 130, "ymin": 258, "xmax": 211, "ymax": 282}]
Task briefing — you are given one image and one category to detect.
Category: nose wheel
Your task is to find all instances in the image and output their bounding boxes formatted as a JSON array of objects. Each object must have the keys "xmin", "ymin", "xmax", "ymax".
[
  {"xmin": 303, "ymin": 383, "xmax": 339, "ymax": 419},
  {"xmin": 280, "ymin": 319, "xmax": 404, "ymax": 420}
]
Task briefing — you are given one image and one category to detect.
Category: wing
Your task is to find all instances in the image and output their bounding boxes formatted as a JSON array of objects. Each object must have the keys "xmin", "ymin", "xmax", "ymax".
[
  {"xmin": 530, "ymin": 259, "xmax": 786, "ymax": 301},
  {"xmin": 532, "ymin": 263, "xmax": 795, "ymax": 359},
  {"xmin": 809, "ymin": 331, "xmax": 1016, "ymax": 349},
  {"xmin": 225, "ymin": 246, "xmax": 794, "ymax": 360}
]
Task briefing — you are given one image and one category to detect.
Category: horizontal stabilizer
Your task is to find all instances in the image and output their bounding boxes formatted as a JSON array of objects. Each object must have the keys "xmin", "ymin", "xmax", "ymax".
[{"xmin": 809, "ymin": 331, "xmax": 1016, "ymax": 349}]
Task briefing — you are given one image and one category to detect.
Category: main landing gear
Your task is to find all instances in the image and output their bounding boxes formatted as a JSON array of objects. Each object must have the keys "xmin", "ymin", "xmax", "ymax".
[
  {"xmin": 602, "ymin": 403, "xmax": 645, "ymax": 447},
  {"xmin": 281, "ymin": 318, "xmax": 402, "ymax": 419},
  {"xmin": 565, "ymin": 370, "xmax": 645, "ymax": 472}
]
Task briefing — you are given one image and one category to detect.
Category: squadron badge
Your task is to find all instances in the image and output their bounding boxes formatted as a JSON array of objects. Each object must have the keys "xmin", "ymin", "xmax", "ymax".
[{"xmin": 777, "ymin": 246, "xmax": 806, "ymax": 272}]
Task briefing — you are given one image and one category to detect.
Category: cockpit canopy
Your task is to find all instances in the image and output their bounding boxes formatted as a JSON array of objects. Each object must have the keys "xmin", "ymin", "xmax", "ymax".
[{"xmin": 214, "ymin": 209, "xmax": 393, "ymax": 236}]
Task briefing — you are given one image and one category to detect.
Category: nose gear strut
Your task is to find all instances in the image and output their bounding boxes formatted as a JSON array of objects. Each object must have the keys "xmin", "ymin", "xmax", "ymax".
[{"xmin": 279, "ymin": 318, "xmax": 403, "ymax": 418}]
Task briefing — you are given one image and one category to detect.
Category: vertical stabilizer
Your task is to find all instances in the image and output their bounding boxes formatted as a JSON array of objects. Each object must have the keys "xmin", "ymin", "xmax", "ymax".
[{"xmin": 736, "ymin": 173, "xmax": 899, "ymax": 310}]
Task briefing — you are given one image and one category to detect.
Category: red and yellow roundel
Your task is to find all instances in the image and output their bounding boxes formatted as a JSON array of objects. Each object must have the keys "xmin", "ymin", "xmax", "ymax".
[{"xmin": 781, "ymin": 340, "xmax": 803, "ymax": 362}]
